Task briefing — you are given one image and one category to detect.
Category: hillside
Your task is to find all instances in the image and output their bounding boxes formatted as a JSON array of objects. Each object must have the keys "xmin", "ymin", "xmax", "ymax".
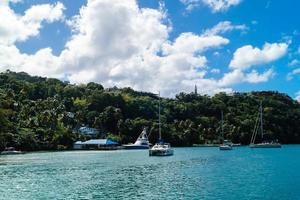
[{"xmin": 1, "ymin": 70, "xmax": 300, "ymax": 151}]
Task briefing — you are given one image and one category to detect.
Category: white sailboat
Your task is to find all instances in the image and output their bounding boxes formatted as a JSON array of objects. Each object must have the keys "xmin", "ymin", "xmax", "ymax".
[
  {"xmin": 250, "ymin": 101, "xmax": 281, "ymax": 148},
  {"xmin": 123, "ymin": 128, "xmax": 150, "ymax": 149},
  {"xmin": 219, "ymin": 111, "xmax": 233, "ymax": 150},
  {"xmin": 149, "ymin": 92, "xmax": 174, "ymax": 156}
]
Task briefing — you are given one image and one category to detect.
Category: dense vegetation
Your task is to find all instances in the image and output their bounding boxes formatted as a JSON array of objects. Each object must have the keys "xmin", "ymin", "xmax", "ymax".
[{"xmin": 1, "ymin": 70, "xmax": 300, "ymax": 151}]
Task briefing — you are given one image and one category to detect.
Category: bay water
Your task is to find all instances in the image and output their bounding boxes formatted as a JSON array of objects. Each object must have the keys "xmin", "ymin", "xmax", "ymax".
[{"xmin": 1, "ymin": 146, "xmax": 300, "ymax": 200}]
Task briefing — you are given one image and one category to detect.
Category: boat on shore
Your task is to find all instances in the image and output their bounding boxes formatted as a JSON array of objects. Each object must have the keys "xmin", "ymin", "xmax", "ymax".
[
  {"xmin": 250, "ymin": 101, "xmax": 281, "ymax": 148},
  {"xmin": 1, "ymin": 147, "xmax": 23, "ymax": 155},
  {"xmin": 123, "ymin": 128, "xmax": 150, "ymax": 149},
  {"xmin": 149, "ymin": 92, "xmax": 174, "ymax": 156}
]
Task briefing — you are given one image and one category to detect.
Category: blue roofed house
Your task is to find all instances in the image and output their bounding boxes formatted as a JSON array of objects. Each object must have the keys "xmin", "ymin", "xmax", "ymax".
[{"xmin": 73, "ymin": 139, "xmax": 119, "ymax": 150}]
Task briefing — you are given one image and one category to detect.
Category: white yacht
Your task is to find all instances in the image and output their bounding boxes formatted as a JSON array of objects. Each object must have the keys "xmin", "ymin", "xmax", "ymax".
[
  {"xmin": 149, "ymin": 92, "xmax": 174, "ymax": 156},
  {"xmin": 219, "ymin": 111, "xmax": 233, "ymax": 151},
  {"xmin": 250, "ymin": 101, "xmax": 281, "ymax": 148},
  {"xmin": 123, "ymin": 128, "xmax": 150, "ymax": 149},
  {"xmin": 149, "ymin": 142, "xmax": 174, "ymax": 156}
]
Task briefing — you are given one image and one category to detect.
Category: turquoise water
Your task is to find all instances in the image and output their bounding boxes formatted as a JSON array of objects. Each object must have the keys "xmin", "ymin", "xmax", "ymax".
[{"xmin": 1, "ymin": 146, "xmax": 300, "ymax": 200}]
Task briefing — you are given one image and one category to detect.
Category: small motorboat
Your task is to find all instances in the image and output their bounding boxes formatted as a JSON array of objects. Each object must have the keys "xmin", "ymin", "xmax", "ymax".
[
  {"xmin": 219, "ymin": 140, "xmax": 233, "ymax": 150},
  {"xmin": 219, "ymin": 144, "xmax": 233, "ymax": 150},
  {"xmin": 1, "ymin": 147, "xmax": 23, "ymax": 155}
]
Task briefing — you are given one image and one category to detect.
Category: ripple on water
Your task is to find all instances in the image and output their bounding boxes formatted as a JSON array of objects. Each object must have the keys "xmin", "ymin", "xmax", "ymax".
[{"xmin": 1, "ymin": 147, "xmax": 300, "ymax": 200}]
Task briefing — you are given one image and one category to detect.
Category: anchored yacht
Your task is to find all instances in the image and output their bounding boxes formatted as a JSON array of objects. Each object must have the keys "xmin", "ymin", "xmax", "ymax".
[
  {"xmin": 219, "ymin": 111, "xmax": 233, "ymax": 151},
  {"xmin": 149, "ymin": 92, "xmax": 174, "ymax": 156},
  {"xmin": 250, "ymin": 101, "xmax": 281, "ymax": 148},
  {"xmin": 123, "ymin": 128, "xmax": 150, "ymax": 149}
]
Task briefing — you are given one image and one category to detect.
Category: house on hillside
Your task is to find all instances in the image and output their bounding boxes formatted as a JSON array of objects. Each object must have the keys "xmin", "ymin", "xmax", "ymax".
[{"xmin": 74, "ymin": 126, "xmax": 100, "ymax": 136}]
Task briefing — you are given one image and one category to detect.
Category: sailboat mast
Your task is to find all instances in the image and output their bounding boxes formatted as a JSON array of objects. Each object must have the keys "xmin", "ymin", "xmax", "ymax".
[
  {"xmin": 260, "ymin": 101, "xmax": 263, "ymax": 140},
  {"xmin": 158, "ymin": 91, "xmax": 161, "ymax": 141},
  {"xmin": 221, "ymin": 110, "xmax": 224, "ymax": 140}
]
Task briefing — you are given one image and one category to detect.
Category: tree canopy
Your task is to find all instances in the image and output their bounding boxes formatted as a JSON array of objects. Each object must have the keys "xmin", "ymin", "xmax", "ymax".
[{"xmin": 1, "ymin": 70, "xmax": 300, "ymax": 151}]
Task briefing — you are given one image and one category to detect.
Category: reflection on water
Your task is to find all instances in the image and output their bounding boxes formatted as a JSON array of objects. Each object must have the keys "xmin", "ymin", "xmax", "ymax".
[{"xmin": 1, "ymin": 146, "xmax": 300, "ymax": 199}]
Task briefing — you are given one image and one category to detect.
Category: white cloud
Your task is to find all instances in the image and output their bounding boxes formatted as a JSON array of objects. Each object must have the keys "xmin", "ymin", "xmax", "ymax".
[
  {"xmin": 218, "ymin": 69, "xmax": 244, "ymax": 86},
  {"xmin": 244, "ymin": 69, "xmax": 275, "ymax": 83},
  {"xmin": 210, "ymin": 68, "xmax": 220, "ymax": 73},
  {"xmin": 180, "ymin": 0, "xmax": 241, "ymax": 12},
  {"xmin": 203, "ymin": 21, "xmax": 247, "ymax": 36},
  {"xmin": 229, "ymin": 42, "xmax": 288, "ymax": 70},
  {"xmin": 0, "ymin": 0, "xmax": 22, "ymax": 6},
  {"xmin": 0, "ymin": 0, "xmax": 276, "ymax": 97},
  {"xmin": 0, "ymin": 2, "xmax": 65, "ymax": 45},
  {"xmin": 287, "ymin": 68, "xmax": 300, "ymax": 80},
  {"xmin": 219, "ymin": 68, "xmax": 275, "ymax": 86},
  {"xmin": 202, "ymin": 0, "xmax": 241, "ymax": 12},
  {"xmin": 288, "ymin": 59, "xmax": 300, "ymax": 67},
  {"xmin": 162, "ymin": 33, "xmax": 229, "ymax": 55},
  {"xmin": 179, "ymin": 0, "xmax": 201, "ymax": 11}
]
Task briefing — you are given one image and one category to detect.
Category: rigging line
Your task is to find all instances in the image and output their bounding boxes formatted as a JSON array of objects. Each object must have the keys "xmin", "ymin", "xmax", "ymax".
[{"xmin": 251, "ymin": 112, "xmax": 260, "ymax": 144}]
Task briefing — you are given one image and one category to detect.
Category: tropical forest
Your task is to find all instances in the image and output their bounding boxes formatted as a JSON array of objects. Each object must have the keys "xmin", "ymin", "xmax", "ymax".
[{"xmin": 1, "ymin": 70, "xmax": 300, "ymax": 151}]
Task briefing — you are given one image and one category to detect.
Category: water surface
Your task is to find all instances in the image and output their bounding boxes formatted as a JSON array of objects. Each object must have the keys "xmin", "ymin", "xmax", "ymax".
[{"xmin": 1, "ymin": 146, "xmax": 300, "ymax": 200}]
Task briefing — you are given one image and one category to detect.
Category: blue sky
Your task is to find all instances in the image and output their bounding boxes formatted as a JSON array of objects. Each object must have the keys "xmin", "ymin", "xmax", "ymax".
[{"xmin": 0, "ymin": 0, "xmax": 300, "ymax": 99}]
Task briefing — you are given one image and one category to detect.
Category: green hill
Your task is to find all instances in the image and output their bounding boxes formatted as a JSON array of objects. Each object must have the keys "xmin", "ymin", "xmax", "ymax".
[{"xmin": 1, "ymin": 70, "xmax": 300, "ymax": 151}]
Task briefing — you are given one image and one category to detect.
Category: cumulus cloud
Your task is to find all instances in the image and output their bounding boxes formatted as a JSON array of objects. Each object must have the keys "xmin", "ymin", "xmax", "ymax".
[
  {"xmin": 180, "ymin": 0, "xmax": 241, "ymax": 12},
  {"xmin": 203, "ymin": 21, "xmax": 247, "ymax": 36},
  {"xmin": 287, "ymin": 68, "xmax": 300, "ymax": 80},
  {"xmin": 218, "ymin": 68, "xmax": 275, "ymax": 87},
  {"xmin": 244, "ymin": 69, "xmax": 275, "ymax": 83},
  {"xmin": 229, "ymin": 43, "xmax": 288, "ymax": 70},
  {"xmin": 0, "ymin": 0, "xmax": 276, "ymax": 97},
  {"xmin": 0, "ymin": 2, "xmax": 65, "ymax": 45},
  {"xmin": 0, "ymin": 0, "xmax": 22, "ymax": 6},
  {"xmin": 162, "ymin": 33, "xmax": 229, "ymax": 55},
  {"xmin": 202, "ymin": 0, "xmax": 241, "ymax": 12},
  {"xmin": 288, "ymin": 59, "xmax": 300, "ymax": 67}
]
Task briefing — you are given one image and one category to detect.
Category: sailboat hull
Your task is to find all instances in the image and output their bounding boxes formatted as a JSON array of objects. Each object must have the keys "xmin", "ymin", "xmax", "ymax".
[
  {"xmin": 250, "ymin": 143, "xmax": 281, "ymax": 148},
  {"xmin": 123, "ymin": 145, "xmax": 149, "ymax": 149},
  {"xmin": 219, "ymin": 145, "xmax": 232, "ymax": 150},
  {"xmin": 149, "ymin": 149, "xmax": 174, "ymax": 156}
]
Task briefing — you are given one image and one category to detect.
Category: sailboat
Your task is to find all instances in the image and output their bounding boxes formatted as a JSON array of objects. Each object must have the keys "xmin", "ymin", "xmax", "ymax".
[
  {"xmin": 219, "ymin": 111, "xmax": 233, "ymax": 150},
  {"xmin": 250, "ymin": 101, "xmax": 281, "ymax": 148},
  {"xmin": 123, "ymin": 128, "xmax": 150, "ymax": 149},
  {"xmin": 149, "ymin": 92, "xmax": 174, "ymax": 156}
]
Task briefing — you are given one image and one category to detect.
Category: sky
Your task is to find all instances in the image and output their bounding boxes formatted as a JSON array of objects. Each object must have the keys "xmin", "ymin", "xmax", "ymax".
[{"xmin": 0, "ymin": 0, "xmax": 300, "ymax": 99}]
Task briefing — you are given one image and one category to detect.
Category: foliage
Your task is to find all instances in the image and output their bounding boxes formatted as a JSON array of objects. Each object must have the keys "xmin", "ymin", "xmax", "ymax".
[{"xmin": 1, "ymin": 70, "xmax": 300, "ymax": 151}]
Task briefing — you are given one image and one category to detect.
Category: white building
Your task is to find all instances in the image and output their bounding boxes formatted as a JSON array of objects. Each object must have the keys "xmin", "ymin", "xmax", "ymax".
[{"xmin": 77, "ymin": 126, "xmax": 99, "ymax": 136}]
